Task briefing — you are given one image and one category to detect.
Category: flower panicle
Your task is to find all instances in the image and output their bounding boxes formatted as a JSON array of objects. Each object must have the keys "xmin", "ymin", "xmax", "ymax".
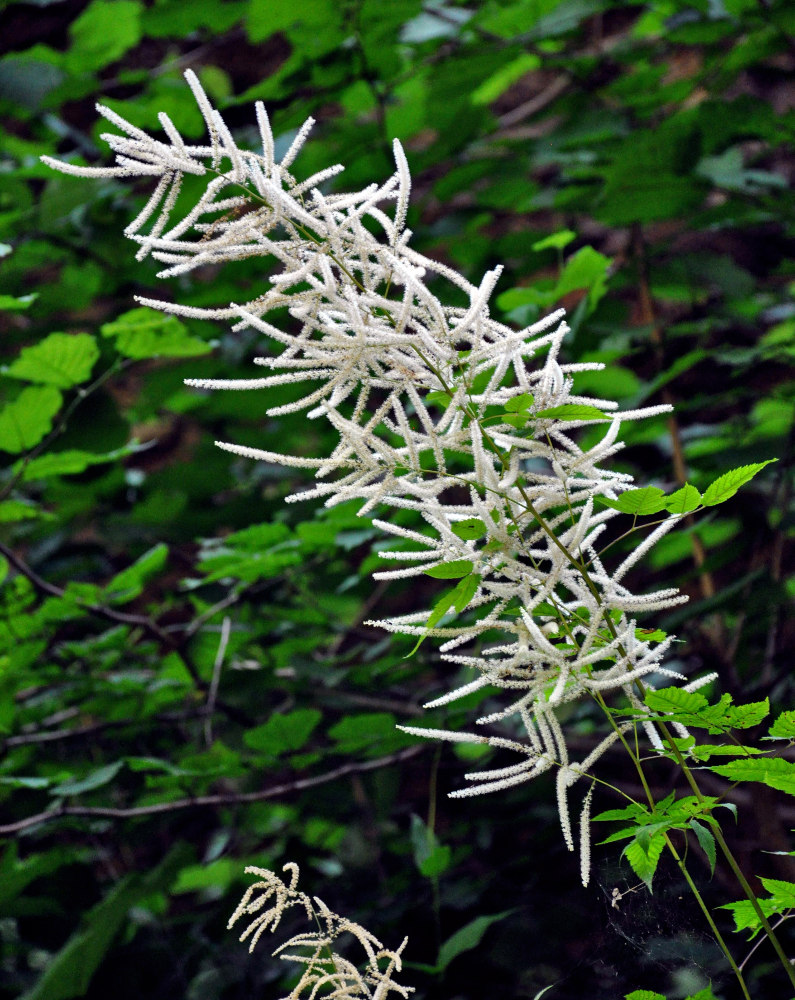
[
  {"xmin": 228, "ymin": 864, "xmax": 412, "ymax": 1000},
  {"xmin": 44, "ymin": 71, "xmax": 709, "ymax": 878}
]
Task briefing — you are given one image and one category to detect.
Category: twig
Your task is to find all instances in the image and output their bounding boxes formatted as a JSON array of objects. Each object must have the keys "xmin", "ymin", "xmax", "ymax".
[{"xmin": 0, "ymin": 746, "xmax": 424, "ymax": 836}]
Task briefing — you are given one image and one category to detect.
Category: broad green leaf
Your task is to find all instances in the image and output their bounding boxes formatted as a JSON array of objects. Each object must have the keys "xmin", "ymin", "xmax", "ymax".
[
  {"xmin": 532, "ymin": 230, "xmax": 576, "ymax": 252},
  {"xmin": 701, "ymin": 460, "xmax": 777, "ymax": 506},
  {"xmin": 451, "ymin": 518, "xmax": 487, "ymax": 540},
  {"xmin": 436, "ymin": 910, "xmax": 514, "ymax": 971},
  {"xmin": 625, "ymin": 992, "xmax": 666, "ymax": 1000},
  {"xmin": 471, "ymin": 53, "xmax": 540, "ymax": 105},
  {"xmin": 535, "ymin": 404, "xmax": 608, "ymax": 420},
  {"xmin": 504, "ymin": 393, "xmax": 534, "ymax": 412},
  {"xmin": 407, "ymin": 573, "xmax": 481, "ymax": 655},
  {"xmin": 0, "ymin": 385, "xmax": 62, "ymax": 453},
  {"xmin": 425, "ymin": 390, "xmax": 452, "ymax": 408},
  {"xmin": 243, "ymin": 708, "xmax": 322, "ymax": 756},
  {"xmin": 646, "ymin": 687, "xmax": 708, "ymax": 715},
  {"xmin": 758, "ymin": 877, "xmax": 795, "ymax": 905},
  {"xmin": 767, "ymin": 711, "xmax": 795, "ymax": 740},
  {"xmin": 597, "ymin": 487, "xmax": 667, "ymax": 515},
  {"xmin": 555, "ymin": 246, "xmax": 611, "ymax": 311},
  {"xmin": 0, "ymin": 293, "xmax": 37, "ymax": 311},
  {"xmin": 719, "ymin": 897, "xmax": 779, "ymax": 938},
  {"xmin": 329, "ymin": 712, "xmax": 411, "ymax": 755},
  {"xmin": 709, "ymin": 757, "xmax": 795, "ymax": 794},
  {"xmin": 172, "ymin": 858, "xmax": 240, "ymax": 894},
  {"xmin": 67, "ymin": 0, "xmax": 143, "ymax": 73},
  {"xmin": 0, "ymin": 499, "xmax": 46, "ymax": 522},
  {"xmin": 624, "ymin": 832, "xmax": 666, "ymax": 891},
  {"xmin": 104, "ymin": 544, "xmax": 168, "ymax": 603},
  {"xmin": 52, "ymin": 761, "xmax": 125, "ymax": 796},
  {"xmin": 5, "ymin": 332, "xmax": 99, "ymax": 388},
  {"xmin": 410, "ymin": 814, "xmax": 452, "ymax": 878},
  {"xmin": 689, "ymin": 819, "xmax": 716, "ymax": 875},
  {"xmin": 20, "ymin": 848, "xmax": 187, "ymax": 1000},
  {"xmin": 20, "ymin": 447, "xmax": 127, "ymax": 482},
  {"xmin": 424, "ymin": 560, "xmax": 474, "ymax": 579},
  {"xmin": 663, "ymin": 483, "xmax": 702, "ymax": 514},
  {"xmin": 101, "ymin": 308, "xmax": 210, "ymax": 358}
]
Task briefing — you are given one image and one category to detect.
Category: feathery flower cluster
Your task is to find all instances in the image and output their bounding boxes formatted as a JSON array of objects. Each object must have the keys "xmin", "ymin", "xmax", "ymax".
[
  {"xmin": 228, "ymin": 863, "xmax": 411, "ymax": 999},
  {"xmin": 44, "ymin": 72, "xmax": 714, "ymax": 878}
]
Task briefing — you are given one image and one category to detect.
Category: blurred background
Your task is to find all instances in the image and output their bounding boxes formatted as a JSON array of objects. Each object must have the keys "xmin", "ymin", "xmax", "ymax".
[{"xmin": 0, "ymin": 2, "xmax": 793, "ymax": 998}]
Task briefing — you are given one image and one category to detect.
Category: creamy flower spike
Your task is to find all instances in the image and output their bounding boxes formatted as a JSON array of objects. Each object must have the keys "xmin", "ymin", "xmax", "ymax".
[{"xmin": 44, "ymin": 71, "xmax": 715, "ymax": 883}]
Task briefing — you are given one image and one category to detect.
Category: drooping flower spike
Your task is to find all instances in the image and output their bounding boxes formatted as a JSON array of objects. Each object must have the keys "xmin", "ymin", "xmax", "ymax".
[{"xmin": 44, "ymin": 71, "xmax": 715, "ymax": 881}]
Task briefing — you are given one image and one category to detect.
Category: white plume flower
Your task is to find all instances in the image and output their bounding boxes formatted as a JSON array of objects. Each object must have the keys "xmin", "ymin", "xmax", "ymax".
[
  {"xmin": 44, "ymin": 71, "xmax": 715, "ymax": 879},
  {"xmin": 228, "ymin": 864, "xmax": 411, "ymax": 999}
]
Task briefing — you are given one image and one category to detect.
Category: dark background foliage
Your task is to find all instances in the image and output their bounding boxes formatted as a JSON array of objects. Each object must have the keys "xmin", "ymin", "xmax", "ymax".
[{"xmin": 0, "ymin": 2, "xmax": 793, "ymax": 998}]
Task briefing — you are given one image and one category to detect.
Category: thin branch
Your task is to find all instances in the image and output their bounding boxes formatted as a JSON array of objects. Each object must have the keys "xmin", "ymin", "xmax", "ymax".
[
  {"xmin": 204, "ymin": 615, "xmax": 231, "ymax": 747},
  {"xmin": 0, "ymin": 746, "xmax": 424, "ymax": 836}
]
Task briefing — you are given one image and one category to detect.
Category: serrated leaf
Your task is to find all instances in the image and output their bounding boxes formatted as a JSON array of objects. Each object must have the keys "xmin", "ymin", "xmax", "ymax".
[
  {"xmin": 768, "ymin": 711, "xmax": 795, "ymax": 740},
  {"xmin": 597, "ymin": 486, "xmax": 667, "ymax": 515},
  {"xmin": 535, "ymin": 404, "xmax": 608, "ymax": 420},
  {"xmin": 689, "ymin": 819, "xmax": 716, "ymax": 876},
  {"xmin": 5, "ymin": 332, "xmax": 99, "ymax": 388},
  {"xmin": 758, "ymin": 877, "xmax": 795, "ymax": 906},
  {"xmin": 709, "ymin": 757, "xmax": 795, "ymax": 794},
  {"xmin": 451, "ymin": 518, "xmax": 487, "ymax": 541},
  {"xmin": 20, "ymin": 447, "xmax": 127, "ymax": 482},
  {"xmin": 101, "ymin": 308, "xmax": 210, "ymax": 358},
  {"xmin": 104, "ymin": 544, "xmax": 168, "ymax": 603},
  {"xmin": 701, "ymin": 460, "xmax": 777, "ymax": 506},
  {"xmin": 725, "ymin": 699, "xmax": 769, "ymax": 730},
  {"xmin": 0, "ymin": 385, "xmax": 62, "ymax": 453},
  {"xmin": 663, "ymin": 483, "xmax": 702, "ymax": 514},
  {"xmin": 625, "ymin": 991, "xmax": 666, "ymax": 1000},
  {"xmin": 623, "ymin": 833, "xmax": 665, "ymax": 892},
  {"xmin": 504, "ymin": 393, "xmax": 534, "ymax": 412},
  {"xmin": 425, "ymin": 560, "xmax": 474, "ymax": 579},
  {"xmin": 425, "ymin": 390, "xmax": 452, "ymax": 408},
  {"xmin": 646, "ymin": 687, "xmax": 708, "ymax": 715},
  {"xmin": 502, "ymin": 412, "xmax": 529, "ymax": 428},
  {"xmin": 243, "ymin": 708, "xmax": 322, "ymax": 756}
]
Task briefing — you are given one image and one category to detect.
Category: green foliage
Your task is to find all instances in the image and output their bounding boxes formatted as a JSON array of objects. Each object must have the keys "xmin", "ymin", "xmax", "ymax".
[{"xmin": 1, "ymin": 0, "xmax": 793, "ymax": 997}]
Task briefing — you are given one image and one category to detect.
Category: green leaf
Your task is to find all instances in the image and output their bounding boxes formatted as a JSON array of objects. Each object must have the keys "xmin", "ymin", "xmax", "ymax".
[
  {"xmin": 436, "ymin": 910, "xmax": 514, "ymax": 972},
  {"xmin": 425, "ymin": 390, "xmax": 452, "ymax": 408},
  {"xmin": 758, "ymin": 877, "xmax": 795, "ymax": 907},
  {"xmin": 0, "ymin": 293, "xmax": 37, "ymax": 311},
  {"xmin": 504, "ymin": 393, "xmax": 534, "ymax": 412},
  {"xmin": 624, "ymin": 832, "xmax": 666, "ymax": 892},
  {"xmin": 20, "ymin": 847, "xmax": 187, "ymax": 1000},
  {"xmin": 532, "ymin": 230, "xmax": 577, "ymax": 252},
  {"xmin": 471, "ymin": 53, "xmax": 540, "ymax": 105},
  {"xmin": 0, "ymin": 385, "xmax": 62, "ymax": 453},
  {"xmin": 701, "ymin": 460, "xmax": 777, "ymax": 506},
  {"xmin": 243, "ymin": 708, "xmax": 322, "ymax": 756},
  {"xmin": 20, "ymin": 447, "xmax": 127, "ymax": 482},
  {"xmin": 597, "ymin": 487, "xmax": 667, "ymax": 515},
  {"xmin": 689, "ymin": 819, "xmax": 716, "ymax": 876},
  {"xmin": 407, "ymin": 573, "xmax": 481, "ymax": 656},
  {"xmin": 410, "ymin": 814, "xmax": 452, "ymax": 878},
  {"xmin": 5, "ymin": 332, "xmax": 99, "ymax": 388},
  {"xmin": 101, "ymin": 308, "xmax": 210, "ymax": 359},
  {"xmin": 52, "ymin": 761, "xmax": 125, "ymax": 797},
  {"xmin": 768, "ymin": 711, "xmax": 795, "ymax": 740},
  {"xmin": 451, "ymin": 518, "xmax": 487, "ymax": 541},
  {"xmin": 0, "ymin": 499, "xmax": 48, "ymax": 522},
  {"xmin": 172, "ymin": 858, "xmax": 240, "ymax": 894},
  {"xmin": 424, "ymin": 560, "xmax": 474, "ymax": 579},
  {"xmin": 663, "ymin": 483, "xmax": 702, "ymax": 514},
  {"xmin": 535, "ymin": 404, "xmax": 609, "ymax": 420},
  {"xmin": 67, "ymin": 0, "xmax": 143, "ymax": 73},
  {"xmin": 625, "ymin": 992, "xmax": 667, "ymax": 1000},
  {"xmin": 104, "ymin": 544, "xmax": 168, "ymax": 603},
  {"xmin": 329, "ymin": 712, "xmax": 411, "ymax": 755},
  {"xmin": 709, "ymin": 757, "xmax": 795, "ymax": 794}
]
